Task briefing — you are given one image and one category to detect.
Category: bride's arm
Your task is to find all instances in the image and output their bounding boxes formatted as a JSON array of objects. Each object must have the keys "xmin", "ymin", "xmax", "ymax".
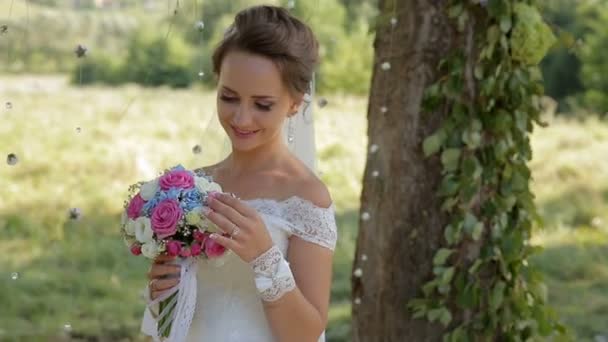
[
  {"xmin": 261, "ymin": 238, "xmax": 333, "ymax": 342},
  {"xmin": 207, "ymin": 179, "xmax": 337, "ymax": 341}
]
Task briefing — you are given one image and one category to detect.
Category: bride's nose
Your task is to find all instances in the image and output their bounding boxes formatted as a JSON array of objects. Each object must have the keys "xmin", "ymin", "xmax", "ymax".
[{"xmin": 232, "ymin": 105, "xmax": 255, "ymax": 126}]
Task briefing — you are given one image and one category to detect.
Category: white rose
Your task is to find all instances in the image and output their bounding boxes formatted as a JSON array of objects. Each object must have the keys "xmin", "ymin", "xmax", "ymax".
[
  {"xmin": 207, "ymin": 182, "xmax": 222, "ymax": 193},
  {"xmin": 141, "ymin": 241, "xmax": 160, "ymax": 259},
  {"xmin": 125, "ymin": 219, "xmax": 137, "ymax": 236},
  {"xmin": 195, "ymin": 177, "xmax": 211, "ymax": 193},
  {"xmin": 140, "ymin": 179, "xmax": 159, "ymax": 201},
  {"xmin": 196, "ymin": 176, "xmax": 223, "ymax": 193},
  {"xmin": 134, "ymin": 217, "xmax": 154, "ymax": 243}
]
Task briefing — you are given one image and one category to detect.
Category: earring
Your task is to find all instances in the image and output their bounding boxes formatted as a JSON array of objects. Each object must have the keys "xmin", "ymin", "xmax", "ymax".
[
  {"xmin": 288, "ymin": 115, "xmax": 295, "ymax": 144},
  {"xmin": 301, "ymin": 92, "xmax": 313, "ymax": 124}
]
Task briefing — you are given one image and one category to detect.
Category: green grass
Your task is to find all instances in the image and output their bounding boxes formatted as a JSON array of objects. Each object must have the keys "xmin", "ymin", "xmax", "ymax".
[{"xmin": 1, "ymin": 75, "xmax": 607, "ymax": 341}]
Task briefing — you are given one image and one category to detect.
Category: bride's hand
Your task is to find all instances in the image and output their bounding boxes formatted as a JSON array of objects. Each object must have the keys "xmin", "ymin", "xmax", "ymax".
[
  {"xmin": 147, "ymin": 254, "xmax": 180, "ymax": 300},
  {"xmin": 203, "ymin": 191, "xmax": 274, "ymax": 263}
]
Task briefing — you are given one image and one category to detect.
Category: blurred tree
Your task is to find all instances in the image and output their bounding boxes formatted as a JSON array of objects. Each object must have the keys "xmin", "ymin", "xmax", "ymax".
[
  {"xmin": 539, "ymin": 0, "xmax": 585, "ymax": 111},
  {"xmin": 288, "ymin": 0, "xmax": 374, "ymax": 93},
  {"xmin": 579, "ymin": 0, "xmax": 608, "ymax": 115},
  {"xmin": 72, "ymin": 24, "xmax": 196, "ymax": 88},
  {"xmin": 182, "ymin": 0, "xmax": 280, "ymax": 45},
  {"xmin": 339, "ymin": 0, "xmax": 379, "ymax": 33},
  {"xmin": 122, "ymin": 26, "xmax": 195, "ymax": 88}
]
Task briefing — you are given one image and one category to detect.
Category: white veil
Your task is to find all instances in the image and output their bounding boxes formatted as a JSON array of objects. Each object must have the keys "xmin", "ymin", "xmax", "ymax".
[{"xmin": 199, "ymin": 74, "xmax": 318, "ymax": 174}]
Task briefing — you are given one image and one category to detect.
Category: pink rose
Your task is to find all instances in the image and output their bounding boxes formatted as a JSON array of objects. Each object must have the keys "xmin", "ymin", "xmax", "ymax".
[
  {"xmin": 166, "ymin": 240, "xmax": 182, "ymax": 257},
  {"xmin": 204, "ymin": 234, "xmax": 227, "ymax": 258},
  {"xmin": 191, "ymin": 242, "xmax": 202, "ymax": 256},
  {"xmin": 127, "ymin": 193, "xmax": 146, "ymax": 219},
  {"xmin": 159, "ymin": 170, "xmax": 195, "ymax": 191},
  {"xmin": 193, "ymin": 230, "xmax": 207, "ymax": 243},
  {"xmin": 180, "ymin": 247, "xmax": 192, "ymax": 258},
  {"xmin": 151, "ymin": 199, "xmax": 182, "ymax": 239},
  {"xmin": 130, "ymin": 243, "xmax": 142, "ymax": 256}
]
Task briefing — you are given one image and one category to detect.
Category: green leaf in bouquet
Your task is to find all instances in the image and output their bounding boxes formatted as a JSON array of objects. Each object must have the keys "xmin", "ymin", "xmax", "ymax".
[{"xmin": 158, "ymin": 291, "xmax": 178, "ymax": 337}]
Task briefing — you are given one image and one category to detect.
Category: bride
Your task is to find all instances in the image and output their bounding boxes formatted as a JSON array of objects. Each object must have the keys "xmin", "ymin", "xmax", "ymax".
[{"xmin": 141, "ymin": 5, "xmax": 338, "ymax": 342}]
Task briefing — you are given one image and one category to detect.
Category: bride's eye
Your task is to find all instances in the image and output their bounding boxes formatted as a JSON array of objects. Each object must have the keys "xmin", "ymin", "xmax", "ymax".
[
  {"xmin": 256, "ymin": 103, "xmax": 273, "ymax": 111},
  {"xmin": 220, "ymin": 95, "xmax": 238, "ymax": 103}
]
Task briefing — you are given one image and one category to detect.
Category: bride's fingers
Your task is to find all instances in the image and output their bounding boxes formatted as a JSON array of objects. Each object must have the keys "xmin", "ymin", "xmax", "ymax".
[
  {"xmin": 207, "ymin": 194, "xmax": 248, "ymax": 228},
  {"xmin": 204, "ymin": 206, "xmax": 241, "ymax": 235},
  {"xmin": 213, "ymin": 192, "xmax": 257, "ymax": 218},
  {"xmin": 154, "ymin": 254, "xmax": 176, "ymax": 264},
  {"xmin": 151, "ymin": 278, "xmax": 179, "ymax": 291},
  {"xmin": 147, "ymin": 264, "xmax": 181, "ymax": 280},
  {"xmin": 208, "ymin": 233, "xmax": 238, "ymax": 251}
]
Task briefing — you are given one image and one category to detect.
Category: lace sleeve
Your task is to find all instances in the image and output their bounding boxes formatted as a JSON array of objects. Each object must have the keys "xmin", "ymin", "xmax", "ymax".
[{"xmin": 284, "ymin": 198, "xmax": 338, "ymax": 251}]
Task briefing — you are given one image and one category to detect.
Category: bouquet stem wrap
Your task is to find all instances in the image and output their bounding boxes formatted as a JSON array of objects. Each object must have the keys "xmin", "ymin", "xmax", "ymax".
[{"xmin": 142, "ymin": 258, "xmax": 198, "ymax": 342}]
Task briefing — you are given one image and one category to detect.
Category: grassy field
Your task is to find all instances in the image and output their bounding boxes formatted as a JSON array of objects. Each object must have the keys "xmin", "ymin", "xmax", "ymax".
[{"xmin": 1, "ymin": 75, "xmax": 607, "ymax": 341}]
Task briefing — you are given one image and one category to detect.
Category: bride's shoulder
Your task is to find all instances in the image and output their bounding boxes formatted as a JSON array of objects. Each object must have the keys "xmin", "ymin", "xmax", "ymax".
[
  {"xmin": 292, "ymin": 171, "xmax": 332, "ymax": 210},
  {"xmin": 284, "ymin": 168, "xmax": 337, "ymax": 251}
]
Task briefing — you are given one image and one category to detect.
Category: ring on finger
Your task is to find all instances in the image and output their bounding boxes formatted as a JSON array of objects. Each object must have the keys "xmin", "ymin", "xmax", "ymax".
[
  {"xmin": 149, "ymin": 278, "xmax": 158, "ymax": 290},
  {"xmin": 231, "ymin": 224, "xmax": 240, "ymax": 239}
]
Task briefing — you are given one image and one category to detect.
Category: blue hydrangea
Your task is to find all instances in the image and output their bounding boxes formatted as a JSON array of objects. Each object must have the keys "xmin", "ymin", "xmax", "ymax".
[
  {"xmin": 170, "ymin": 164, "xmax": 186, "ymax": 172},
  {"xmin": 180, "ymin": 188, "xmax": 202, "ymax": 212},
  {"xmin": 142, "ymin": 187, "xmax": 181, "ymax": 216}
]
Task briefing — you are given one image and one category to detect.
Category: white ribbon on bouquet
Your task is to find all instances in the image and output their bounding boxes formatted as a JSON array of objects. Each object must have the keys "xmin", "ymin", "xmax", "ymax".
[{"xmin": 141, "ymin": 257, "xmax": 198, "ymax": 342}]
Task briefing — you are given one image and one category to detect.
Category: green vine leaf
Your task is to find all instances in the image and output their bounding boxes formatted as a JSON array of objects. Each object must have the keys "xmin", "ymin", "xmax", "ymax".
[
  {"xmin": 434, "ymin": 248, "xmax": 455, "ymax": 266},
  {"xmin": 468, "ymin": 259, "xmax": 483, "ymax": 275},
  {"xmin": 471, "ymin": 222, "xmax": 483, "ymax": 241},
  {"xmin": 499, "ymin": 15, "xmax": 512, "ymax": 33},
  {"xmin": 428, "ymin": 307, "xmax": 452, "ymax": 327},
  {"xmin": 423, "ymin": 131, "xmax": 444, "ymax": 157},
  {"xmin": 444, "ymin": 223, "xmax": 463, "ymax": 245},
  {"xmin": 489, "ymin": 281, "xmax": 506, "ymax": 312},
  {"xmin": 441, "ymin": 148, "xmax": 461, "ymax": 172},
  {"xmin": 441, "ymin": 266, "xmax": 456, "ymax": 285},
  {"xmin": 440, "ymin": 309, "xmax": 453, "ymax": 327}
]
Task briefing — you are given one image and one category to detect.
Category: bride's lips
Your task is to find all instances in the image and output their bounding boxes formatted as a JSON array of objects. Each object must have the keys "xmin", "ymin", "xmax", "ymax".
[{"xmin": 232, "ymin": 126, "xmax": 261, "ymax": 139}]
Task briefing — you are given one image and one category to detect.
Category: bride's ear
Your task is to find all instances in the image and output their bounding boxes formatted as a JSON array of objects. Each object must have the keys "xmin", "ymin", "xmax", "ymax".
[{"xmin": 288, "ymin": 93, "xmax": 305, "ymax": 116}]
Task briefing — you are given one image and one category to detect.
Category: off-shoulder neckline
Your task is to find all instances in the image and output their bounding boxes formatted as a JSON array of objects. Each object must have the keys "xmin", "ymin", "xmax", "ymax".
[
  {"xmin": 242, "ymin": 195, "xmax": 335, "ymax": 211},
  {"xmin": 194, "ymin": 167, "xmax": 334, "ymax": 210}
]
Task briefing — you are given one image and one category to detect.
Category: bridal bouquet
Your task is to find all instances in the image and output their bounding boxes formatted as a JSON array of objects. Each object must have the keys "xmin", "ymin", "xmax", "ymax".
[{"xmin": 120, "ymin": 164, "xmax": 231, "ymax": 339}]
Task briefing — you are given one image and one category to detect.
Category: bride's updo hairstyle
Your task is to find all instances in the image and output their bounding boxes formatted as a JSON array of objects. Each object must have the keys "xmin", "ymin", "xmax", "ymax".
[{"xmin": 212, "ymin": 5, "xmax": 319, "ymax": 97}]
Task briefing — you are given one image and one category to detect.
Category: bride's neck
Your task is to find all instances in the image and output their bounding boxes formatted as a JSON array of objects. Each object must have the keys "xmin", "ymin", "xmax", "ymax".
[{"xmin": 226, "ymin": 137, "xmax": 290, "ymax": 176}]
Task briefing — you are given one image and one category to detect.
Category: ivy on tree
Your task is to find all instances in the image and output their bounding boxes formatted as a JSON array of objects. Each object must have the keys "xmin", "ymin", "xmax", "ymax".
[{"xmin": 409, "ymin": 0, "xmax": 569, "ymax": 340}]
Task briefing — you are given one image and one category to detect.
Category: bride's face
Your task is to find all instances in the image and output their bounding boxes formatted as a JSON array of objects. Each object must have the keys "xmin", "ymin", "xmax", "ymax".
[{"xmin": 216, "ymin": 50, "xmax": 301, "ymax": 152}]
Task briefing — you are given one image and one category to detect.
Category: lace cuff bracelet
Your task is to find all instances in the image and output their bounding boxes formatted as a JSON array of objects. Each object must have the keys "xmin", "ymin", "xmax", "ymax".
[{"xmin": 249, "ymin": 245, "xmax": 296, "ymax": 302}]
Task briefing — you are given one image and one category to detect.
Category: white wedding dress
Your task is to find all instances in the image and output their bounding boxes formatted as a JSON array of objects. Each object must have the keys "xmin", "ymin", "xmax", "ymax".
[{"xmin": 140, "ymin": 191, "xmax": 339, "ymax": 341}]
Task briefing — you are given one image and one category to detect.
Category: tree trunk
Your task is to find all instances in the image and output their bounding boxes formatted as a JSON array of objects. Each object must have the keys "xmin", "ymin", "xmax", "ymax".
[{"xmin": 352, "ymin": 0, "xmax": 461, "ymax": 340}]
